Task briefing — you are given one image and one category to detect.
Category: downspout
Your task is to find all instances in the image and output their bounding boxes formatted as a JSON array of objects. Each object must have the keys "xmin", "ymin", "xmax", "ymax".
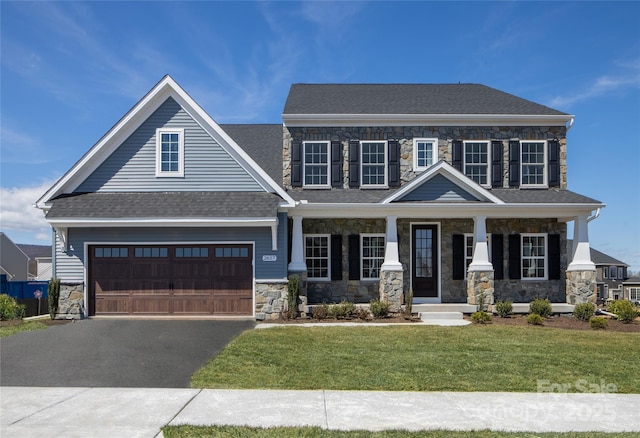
[
  {"xmin": 566, "ymin": 117, "xmax": 575, "ymax": 132},
  {"xmin": 587, "ymin": 208, "xmax": 600, "ymax": 223}
]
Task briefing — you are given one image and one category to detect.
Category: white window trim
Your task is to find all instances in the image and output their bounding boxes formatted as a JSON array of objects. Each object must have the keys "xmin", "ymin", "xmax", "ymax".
[
  {"xmin": 413, "ymin": 138, "xmax": 437, "ymax": 171},
  {"xmin": 302, "ymin": 141, "xmax": 331, "ymax": 188},
  {"xmin": 304, "ymin": 234, "xmax": 330, "ymax": 281},
  {"xmin": 361, "ymin": 233, "xmax": 385, "ymax": 280},
  {"xmin": 463, "ymin": 233, "xmax": 492, "ymax": 275},
  {"xmin": 629, "ymin": 287, "xmax": 640, "ymax": 302},
  {"xmin": 520, "ymin": 140, "xmax": 547, "ymax": 188},
  {"xmin": 360, "ymin": 141, "xmax": 388, "ymax": 188},
  {"xmin": 521, "ymin": 233, "xmax": 548, "ymax": 280},
  {"xmin": 463, "ymin": 140, "xmax": 491, "ymax": 187},
  {"xmin": 156, "ymin": 128, "xmax": 185, "ymax": 177}
]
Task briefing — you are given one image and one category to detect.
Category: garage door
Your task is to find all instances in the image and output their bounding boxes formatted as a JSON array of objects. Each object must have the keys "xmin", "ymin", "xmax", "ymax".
[{"xmin": 88, "ymin": 244, "xmax": 253, "ymax": 316}]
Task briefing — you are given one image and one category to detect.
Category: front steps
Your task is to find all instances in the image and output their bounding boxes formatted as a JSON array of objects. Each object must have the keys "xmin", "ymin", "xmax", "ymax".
[{"xmin": 418, "ymin": 310, "xmax": 470, "ymax": 326}]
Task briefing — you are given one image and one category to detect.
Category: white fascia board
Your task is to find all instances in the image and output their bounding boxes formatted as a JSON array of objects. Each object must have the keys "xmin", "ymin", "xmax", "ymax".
[
  {"xmin": 46, "ymin": 217, "xmax": 278, "ymax": 228},
  {"xmin": 381, "ymin": 160, "xmax": 504, "ymax": 205},
  {"xmin": 283, "ymin": 114, "xmax": 574, "ymax": 128}
]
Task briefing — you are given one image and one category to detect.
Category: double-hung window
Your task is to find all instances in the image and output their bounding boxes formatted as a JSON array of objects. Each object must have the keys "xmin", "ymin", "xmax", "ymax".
[
  {"xmin": 361, "ymin": 234, "xmax": 385, "ymax": 280},
  {"xmin": 463, "ymin": 234, "xmax": 492, "ymax": 274},
  {"xmin": 305, "ymin": 235, "xmax": 330, "ymax": 280},
  {"xmin": 303, "ymin": 141, "xmax": 330, "ymax": 187},
  {"xmin": 414, "ymin": 138, "xmax": 437, "ymax": 171},
  {"xmin": 464, "ymin": 141, "xmax": 489, "ymax": 186},
  {"xmin": 361, "ymin": 141, "xmax": 387, "ymax": 187},
  {"xmin": 522, "ymin": 234, "xmax": 547, "ymax": 280},
  {"xmin": 521, "ymin": 141, "xmax": 546, "ymax": 187},
  {"xmin": 630, "ymin": 288, "xmax": 640, "ymax": 302},
  {"xmin": 156, "ymin": 128, "xmax": 184, "ymax": 177}
]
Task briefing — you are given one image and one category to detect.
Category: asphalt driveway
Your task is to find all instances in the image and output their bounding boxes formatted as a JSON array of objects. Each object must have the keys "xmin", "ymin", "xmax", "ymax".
[{"xmin": 0, "ymin": 319, "xmax": 254, "ymax": 388}]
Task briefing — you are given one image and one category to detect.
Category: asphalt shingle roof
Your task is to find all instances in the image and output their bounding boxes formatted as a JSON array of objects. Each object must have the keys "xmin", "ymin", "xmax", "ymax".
[
  {"xmin": 47, "ymin": 192, "xmax": 282, "ymax": 219},
  {"xmin": 283, "ymin": 84, "xmax": 569, "ymax": 116}
]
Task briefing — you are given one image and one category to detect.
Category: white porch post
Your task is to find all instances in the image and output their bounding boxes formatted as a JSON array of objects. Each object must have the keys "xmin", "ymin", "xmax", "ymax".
[
  {"xmin": 567, "ymin": 215, "xmax": 595, "ymax": 271},
  {"xmin": 381, "ymin": 215, "xmax": 402, "ymax": 271},
  {"xmin": 288, "ymin": 216, "xmax": 307, "ymax": 272},
  {"xmin": 468, "ymin": 215, "xmax": 493, "ymax": 271}
]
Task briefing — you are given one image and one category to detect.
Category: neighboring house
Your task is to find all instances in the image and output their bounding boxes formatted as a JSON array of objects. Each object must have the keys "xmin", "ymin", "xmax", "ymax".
[
  {"xmin": 17, "ymin": 244, "xmax": 53, "ymax": 280},
  {"xmin": 621, "ymin": 277, "xmax": 640, "ymax": 304},
  {"xmin": 568, "ymin": 240, "xmax": 629, "ymax": 301},
  {"xmin": 0, "ymin": 233, "xmax": 30, "ymax": 281},
  {"xmin": 36, "ymin": 76, "xmax": 603, "ymax": 319}
]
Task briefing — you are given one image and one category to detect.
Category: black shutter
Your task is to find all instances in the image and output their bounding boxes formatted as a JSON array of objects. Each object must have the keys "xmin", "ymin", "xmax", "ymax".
[
  {"xmin": 548, "ymin": 234, "xmax": 561, "ymax": 280},
  {"xmin": 331, "ymin": 141, "xmax": 343, "ymax": 188},
  {"xmin": 452, "ymin": 140, "xmax": 463, "ymax": 171},
  {"xmin": 331, "ymin": 234, "xmax": 343, "ymax": 281},
  {"xmin": 291, "ymin": 141, "xmax": 302, "ymax": 187},
  {"xmin": 348, "ymin": 140, "xmax": 360, "ymax": 188},
  {"xmin": 388, "ymin": 140, "xmax": 400, "ymax": 187},
  {"xmin": 548, "ymin": 140, "xmax": 560, "ymax": 188},
  {"xmin": 491, "ymin": 140, "xmax": 504, "ymax": 188},
  {"xmin": 491, "ymin": 234, "xmax": 504, "ymax": 280},
  {"xmin": 508, "ymin": 140, "xmax": 520, "ymax": 187},
  {"xmin": 348, "ymin": 234, "xmax": 360, "ymax": 280},
  {"xmin": 452, "ymin": 234, "xmax": 465, "ymax": 280},
  {"xmin": 508, "ymin": 234, "xmax": 521, "ymax": 279}
]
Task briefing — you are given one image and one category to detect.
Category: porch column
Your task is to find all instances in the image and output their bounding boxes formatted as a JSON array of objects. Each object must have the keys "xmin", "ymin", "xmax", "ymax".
[
  {"xmin": 467, "ymin": 215, "xmax": 494, "ymax": 309},
  {"xmin": 288, "ymin": 216, "xmax": 307, "ymax": 272},
  {"xmin": 566, "ymin": 215, "xmax": 597, "ymax": 304},
  {"xmin": 379, "ymin": 216, "xmax": 404, "ymax": 311}
]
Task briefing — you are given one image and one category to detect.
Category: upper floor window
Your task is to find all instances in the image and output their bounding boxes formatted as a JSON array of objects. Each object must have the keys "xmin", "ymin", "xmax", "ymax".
[
  {"xmin": 303, "ymin": 141, "xmax": 330, "ymax": 187},
  {"xmin": 618, "ymin": 267, "xmax": 625, "ymax": 279},
  {"xmin": 414, "ymin": 138, "xmax": 437, "ymax": 171},
  {"xmin": 156, "ymin": 128, "xmax": 184, "ymax": 177},
  {"xmin": 522, "ymin": 234, "xmax": 547, "ymax": 280},
  {"xmin": 609, "ymin": 266, "xmax": 619, "ymax": 279},
  {"xmin": 521, "ymin": 141, "xmax": 546, "ymax": 187},
  {"xmin": 361, "ymin": 141, "xmax": 387, "ymax": 187},
  {"xmin": 464, "ymin": 141, "xmax": 489, "ymax": 186}
]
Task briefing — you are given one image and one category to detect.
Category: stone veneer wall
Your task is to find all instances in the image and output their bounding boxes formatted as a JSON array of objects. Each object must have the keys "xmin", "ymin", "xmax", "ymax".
[
  {"xmin": 566, "ymin": 270, "xmax": 597, "ymax": 304},
  {"xmin": 283, "ymin": 126, "xmax": 567, "ymax": 190},
  {"xmin": 55, "ymin": 283, "xmax": 84, "ymax": 319},
  {"xmin": 255, "ymin": 281, "xmax": 288, "ymax": 320}
]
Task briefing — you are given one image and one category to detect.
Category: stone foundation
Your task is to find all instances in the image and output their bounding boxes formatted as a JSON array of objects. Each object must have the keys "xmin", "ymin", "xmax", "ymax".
[
  {"xmin": 379, "ymin": 269, "xmax": 403, "ymax": 311},
  {"xmin": 55, "ymin": 283, "xmax": 84, "ymax": 319},
  {"xmin": 467, "ymin": 270, "xmax": 494, "ymax": 309},
  {"xmin": 566, "ymin": 270, "xmax": 597, "ymax": 304},
  {"xmin": 255, "ymin": 281, "xmax": 288, "ymax": 320}
]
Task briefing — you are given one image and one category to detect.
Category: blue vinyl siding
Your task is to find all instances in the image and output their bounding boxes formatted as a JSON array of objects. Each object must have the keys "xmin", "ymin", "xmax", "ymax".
[
  {"xmin": 54, "ymin": 216, "xmax": 288, "ymax": 283},
  {"xmin": 76, "ymin": 97, "xmax": 263, "ymax": 192},
  {"xmin": 400, "ymin": 174, "xmax": 480, "ymax": 202}
]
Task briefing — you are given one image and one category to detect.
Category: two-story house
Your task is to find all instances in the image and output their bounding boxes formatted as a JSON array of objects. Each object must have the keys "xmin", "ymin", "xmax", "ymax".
[{"xmin": 37, "ymin": 76, "xmax": 603, "ymax": 319}]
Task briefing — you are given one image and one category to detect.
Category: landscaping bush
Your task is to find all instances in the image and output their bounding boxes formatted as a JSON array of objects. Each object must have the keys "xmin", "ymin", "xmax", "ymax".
[
  {"xmin": 328, "ymin": 301, "xmax": 356, "ymax": 319},
  {"xmin": 495, "ymin": 300, "xmax": 513, "ymax": 318},
  {"xmin": 311, "ymin": 304, "xmax": 328, "ymax": 320},
  {"xmin": 608, "ymin": 300, "xmax": 637, "ymax": 324},
  {"xmin": 471, "ymin": 310, "xmax": 492, "ymax": 324},
  {"xmin": 590, "ymin": 316, "xmax": 608, "ymax": 330},
  {"xmin": 48, "ymin": 278, "xmax": 60, "ymax": 320},
  {"xmin": 573, "ymin": 302, "xmax": 595, "ymax": 322},
  {"xmin": 403, "ymin": 289, "xmax": 414, "ymax": 318},
  {"xmin": 286, "ymin": 275, "xmax": 300, "ymax": 319},
  {"xmin": 526, "ymin": 313, "xmax": 544, "ymax": 326},
  {"xmin": 369, "ymin": 299, "xmax": 390, "ymax": 318},
  {"xmin": 0, "ymin": 294, "xmax": 25, "ymax": 320},
  {"xmin": 529, "ymin": 298, "xmax": 552, "ymax": 317},
  {"xmin": 354, "ymin": 307, "xmax": 370, "ymax": 320}
]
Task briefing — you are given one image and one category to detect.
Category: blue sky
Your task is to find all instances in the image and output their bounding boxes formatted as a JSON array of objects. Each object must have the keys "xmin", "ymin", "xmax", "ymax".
[{"xmin": 1, "ymin": 1, "xmax": 639, "ymax": 272}]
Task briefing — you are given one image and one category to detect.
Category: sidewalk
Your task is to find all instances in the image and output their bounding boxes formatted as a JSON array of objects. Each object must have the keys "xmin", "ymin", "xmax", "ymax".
[{"xmin": 2, "ymin": 387, "xmax": 639, "ymax": 437}]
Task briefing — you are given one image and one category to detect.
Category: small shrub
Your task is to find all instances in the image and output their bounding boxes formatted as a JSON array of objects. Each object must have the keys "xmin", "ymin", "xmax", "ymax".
[
  {"xmin": 529, "ymin": 298, "xmax": 552, "ymax": 317},
  {"xmin": 573, "ymin": 302, "xmax": 596, "ymax": 322},
  {"xmin": 369, "ymin": 299, "xmax": 390, "ymax": 318},
  {"xmin": 286, "ymin": 275, "xmax": 300, "ymax": 319},
  {"xmin": 495, "ymin": 300, "xmax": 513, "ymax": 318},
  {"xmin": 527, "ymin": 313, "xmax": 544, "ymax": 326},
  {"xmin": 48, "ymin": 278, "xmax": 60, "ymax": 320},
  {"xmin": 471, "ymin": 311, "xmax": 492, "ymax": 324},
  {"xmin": 328, "ymin": 301, "xmax": 356, "ymax": 319},
  {"xmin": 311, "ymin": 304, "xmax": 328, "ymax": 320},
  {"xmin": 0, "ymin": 294, "xmax": 25, "ymax": 320},
  {"xmin": 403, "ymin": 289, "xmax": 414, "ymax": 317},
  {"xmin": 354, "ymin": 307, "xmax": 370, "ymax": 320},
  {"xmin": 608, "ymin": 300, "xmax": 637, "ymax": 324},
  {"xmin": 590, "ymin": 316, "xmax": 608, "ymax": 330}
]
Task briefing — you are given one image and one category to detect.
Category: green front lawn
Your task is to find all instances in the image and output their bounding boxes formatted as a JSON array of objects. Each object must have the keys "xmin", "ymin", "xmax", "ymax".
[
  {"xmin": 0, "ymin": 320, "xmax": 48, "ymax": 338},
  {"xmin": 191, "ymin": 325, "xmax": 640, "ymax": 393}
]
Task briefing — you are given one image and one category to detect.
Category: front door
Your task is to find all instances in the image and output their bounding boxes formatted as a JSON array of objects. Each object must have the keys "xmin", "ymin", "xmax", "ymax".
[{"xmin": 412, "ymin": 224, "xmax": 438, "ymax": 298}]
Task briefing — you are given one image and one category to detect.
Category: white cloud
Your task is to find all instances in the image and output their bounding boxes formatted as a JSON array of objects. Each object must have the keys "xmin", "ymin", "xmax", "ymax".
[
  {"xmin": 548, "ymin": 71, "xmax": 640, "ymax": 109},
  {"xmin": 0, "ymin": 182, "xmax": 52, "ymax": 242}
]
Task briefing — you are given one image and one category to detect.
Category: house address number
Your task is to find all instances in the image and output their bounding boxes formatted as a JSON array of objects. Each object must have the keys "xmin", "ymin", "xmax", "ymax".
[{"xmin": 262, "ymin": 255, "xmax": 277, "ymax": 262}]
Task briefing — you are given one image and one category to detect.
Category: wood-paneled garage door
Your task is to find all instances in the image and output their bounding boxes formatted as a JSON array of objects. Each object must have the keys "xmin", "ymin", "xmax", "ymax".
[{"xmin": 88, "ymin": 244, "xmax": 253, "ymax": 316}]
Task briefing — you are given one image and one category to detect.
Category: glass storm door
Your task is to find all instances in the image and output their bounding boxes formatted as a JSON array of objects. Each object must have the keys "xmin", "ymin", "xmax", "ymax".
[{"xmin": 412, "ymin": 225, "xmax": 438, "ymax": 298}]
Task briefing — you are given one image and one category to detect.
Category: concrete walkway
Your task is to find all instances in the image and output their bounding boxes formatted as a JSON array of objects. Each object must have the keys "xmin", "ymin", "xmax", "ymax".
[{"xmin": 2, "ymin": 387, "xmax": 639, "ymax": 437}]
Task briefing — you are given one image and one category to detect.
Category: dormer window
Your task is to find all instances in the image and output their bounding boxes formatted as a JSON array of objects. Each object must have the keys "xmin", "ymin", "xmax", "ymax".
[
  {"xmin": 156, "ymin": 128, "xmax": 184, "ymax": 177},
  {"xmin": 303, "ymin": 141, "xmax": 330, "ymax": 187}
]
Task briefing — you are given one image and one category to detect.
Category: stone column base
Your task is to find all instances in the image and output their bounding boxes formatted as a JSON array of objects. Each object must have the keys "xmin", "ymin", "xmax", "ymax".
[
  {"xmin": 467, "ymin": 270, "xmax": 494, "ymax": 310},
  {"xmin": 56, "ymin": 283, "xmax": 84, "ymax": 320},
  {"xmin": 379, "ymin": 269, "xmax": 403, "ymax": 312},
  {"xmin": 566, "ymin": 270, "xmax": 597, "ymax": 304},
  {"xmin": 255, "ymin": 281, "xmax": 288, "ymax": 320}
]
